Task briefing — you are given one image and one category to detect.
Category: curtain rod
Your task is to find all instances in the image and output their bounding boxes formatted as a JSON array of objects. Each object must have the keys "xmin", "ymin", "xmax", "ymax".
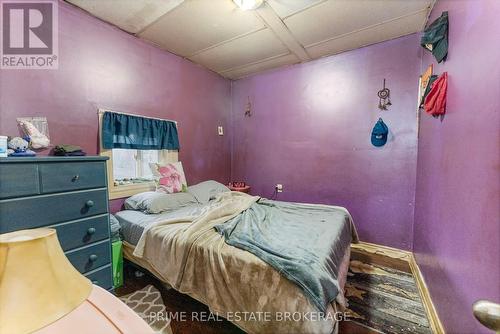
[{"xmin": 97, "ymin": 108, "xmax": 178, "ymax": 124}]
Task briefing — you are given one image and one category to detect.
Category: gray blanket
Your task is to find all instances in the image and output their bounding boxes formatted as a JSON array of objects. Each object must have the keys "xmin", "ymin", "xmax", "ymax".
[{"xmin": 215, "ymin": 198, "xmax": 358, "ymax": 313}]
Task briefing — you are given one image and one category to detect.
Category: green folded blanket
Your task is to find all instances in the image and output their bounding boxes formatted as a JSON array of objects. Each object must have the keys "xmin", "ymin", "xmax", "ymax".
[{"xmin": 54, "ymin": 144, "xmax": 86, "ymax": 156}]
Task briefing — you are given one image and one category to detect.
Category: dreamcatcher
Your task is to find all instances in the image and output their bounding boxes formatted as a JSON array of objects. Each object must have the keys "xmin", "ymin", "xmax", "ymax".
[{"xmin": 377, "ymin": 79, "xmax": 392, "ymax": 110}]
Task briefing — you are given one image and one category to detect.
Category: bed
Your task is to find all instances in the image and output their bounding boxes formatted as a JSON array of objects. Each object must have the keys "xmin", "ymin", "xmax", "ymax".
[{"xmin": 115, "ymin": 184, "xmax": 357, "ymax": 334}]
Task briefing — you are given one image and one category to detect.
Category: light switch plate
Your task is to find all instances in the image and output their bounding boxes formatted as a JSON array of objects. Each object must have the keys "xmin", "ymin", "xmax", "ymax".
[{"xmin": 218, "ymin": 126, "xmax": 224, "ymax": 136}]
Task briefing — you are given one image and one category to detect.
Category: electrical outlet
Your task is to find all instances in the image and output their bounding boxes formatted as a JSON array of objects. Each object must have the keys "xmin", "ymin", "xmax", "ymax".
[
  {"xmin": 218, "ymin": 126, "xmax": 224, "ymax": 136},
  {"xmin": 275, "ymin": 184, "xmax": 283, "ymax": 193}
]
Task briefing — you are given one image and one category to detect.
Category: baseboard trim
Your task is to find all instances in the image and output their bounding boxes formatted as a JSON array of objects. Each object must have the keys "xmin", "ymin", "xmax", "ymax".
[
  {"xmin": 352, "ymin": 241, "xmax": 445, "ymax": 334},
  {"xmin": 408, "ymin": 253, "xmax": 446, "ymax": 334},
  {"xmin": 351, "ymin": 241, "xmax": 412, "ymax": 273},
  {"xmin": 352, "ymin": 241, "xmax": 413, "ymax": 258}
]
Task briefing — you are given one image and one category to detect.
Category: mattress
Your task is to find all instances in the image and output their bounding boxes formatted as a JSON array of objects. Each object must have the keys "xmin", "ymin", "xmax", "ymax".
[
  {"xmin": 114, "ymin": 204, "xmax": 203, "ymax": 246},
  {"xmin": 119, "ymin": 192, "xmax": 357, "ymax": 334}
]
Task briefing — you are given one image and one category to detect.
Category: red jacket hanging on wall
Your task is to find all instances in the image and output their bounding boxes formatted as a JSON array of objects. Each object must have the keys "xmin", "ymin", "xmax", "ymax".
[{"xmin": 424, "ymin": 72, "xmax": 448, "ymax": 117}]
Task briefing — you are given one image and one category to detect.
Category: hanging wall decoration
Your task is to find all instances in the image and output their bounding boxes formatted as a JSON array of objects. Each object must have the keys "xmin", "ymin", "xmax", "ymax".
[
  {"xmin": 244, "ymin": 96, "xmax": 252, "ymax": 117},
  {"xmin": 377, "ymin": 79, "xmax": 392, "ymax": 110}
]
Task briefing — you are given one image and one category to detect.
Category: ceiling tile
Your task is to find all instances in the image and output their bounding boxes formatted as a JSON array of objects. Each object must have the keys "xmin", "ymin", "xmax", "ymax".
[
  {"xmin": 221, "ymin": 54, "xmax": 299, "ymax": 79},
  {"xmin": 284, "ymin": 0, "xmax": 432, "ymax": 47},
  {"xmin": 66, "ymin": 0, "xmax": 435, "ymax": 79},
  {"xmin": 189, "ymin": 28, "xmax": 290, "ymax": 72},
  {"xmin": 306, "ymin": 10, "xmax": 428, "ymax": 58},
  {"xmin": 66, "ymin": 0, "xmax": 184, "ymax": 33},
  {"xmin": 266, "ymin": 0, "xmax": 323, "ymax": 19},
  {"xmin": 138, "ymin": 0, "xmax": 265, "ymax": 57}
]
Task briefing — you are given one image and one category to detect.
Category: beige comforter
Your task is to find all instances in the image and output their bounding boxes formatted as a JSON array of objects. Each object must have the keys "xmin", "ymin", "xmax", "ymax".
[{"xmin": 133, "ymin": 192, "xmax": 351, "ymax": 334}]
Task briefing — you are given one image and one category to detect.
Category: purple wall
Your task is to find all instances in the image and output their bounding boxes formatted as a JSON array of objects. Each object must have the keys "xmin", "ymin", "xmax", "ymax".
[
  {"xmin": 231, "ymin": 34, "xmax": 421, "ymax": 250},
  {"xmin": 0, "ymin": 1, "xmax": 232, "ymax": 194},
  {"xmin": 413, "ymin": 1, "xmax": 500, "ymax": 333},
  {"xmin": 1, "ymin": 2, "xmax": 498, "ymax": 331}
]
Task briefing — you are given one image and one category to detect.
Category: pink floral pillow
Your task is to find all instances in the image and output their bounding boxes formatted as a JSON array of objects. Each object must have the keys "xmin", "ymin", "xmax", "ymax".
[{"xmin": 150, "ymin": 161, "xmax": 187, "ymax": 194}]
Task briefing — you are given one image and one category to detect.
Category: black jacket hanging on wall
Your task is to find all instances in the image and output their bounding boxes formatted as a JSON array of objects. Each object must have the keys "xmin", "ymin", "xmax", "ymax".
[{"xmin": 421, "ymin": 11, "xmax": 449, "ymax": 63}]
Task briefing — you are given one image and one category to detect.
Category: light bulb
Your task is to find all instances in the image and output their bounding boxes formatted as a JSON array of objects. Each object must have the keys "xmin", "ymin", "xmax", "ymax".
[{"xmin": 233, "ymin": 0, "xmax": 264, "ymax": 10}]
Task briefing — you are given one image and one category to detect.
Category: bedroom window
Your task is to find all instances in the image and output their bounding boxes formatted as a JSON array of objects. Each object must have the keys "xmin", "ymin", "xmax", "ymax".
[
  {"xmin": 112, "ymin": 149, "xmax": 158, "ymax": 184},
  {"xmin": 98, "ymin": 109, "xmax": 179, "ymax": 199}
]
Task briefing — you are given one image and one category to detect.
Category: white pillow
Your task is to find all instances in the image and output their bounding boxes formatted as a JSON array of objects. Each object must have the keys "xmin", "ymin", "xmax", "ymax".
[
  {"xmin": 124, "ymin": 191, "xmax": 198, "ymax": 214},
  {"xmin": 187, "ymin": 180, "xmax": 230, "ymax": 204}
]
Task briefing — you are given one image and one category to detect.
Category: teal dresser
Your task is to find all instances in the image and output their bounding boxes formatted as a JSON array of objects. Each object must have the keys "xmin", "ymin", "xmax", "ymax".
[{"xmin": 0, "ymin": 156, "xmax": 113, "ymax": 290}]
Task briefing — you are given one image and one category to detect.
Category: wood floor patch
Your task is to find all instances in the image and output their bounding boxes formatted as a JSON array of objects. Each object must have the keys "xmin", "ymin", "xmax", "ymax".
[{"xmin": 345, "ymin": 260, "xmax": 433, "ymax": 334}]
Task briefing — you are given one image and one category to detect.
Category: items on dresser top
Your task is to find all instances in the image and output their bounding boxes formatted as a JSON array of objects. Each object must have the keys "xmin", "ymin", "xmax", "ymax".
[
  {"xmin": 0, "ymin": 136, "xmax": 7, "ymax": 157},
  {"xmin": 0, "ymin": 156, "xmax": 113, "ymax": 291},
  {"xmin": 53, "ymin": 144, "xmax": 87, "ymax": 156},
  {"xmin": 7, "ymin": 136, "xmax": 36, "ymax": 157},
  {"xmin": 17, "ymin": 117, "xmax": 50, "ymax": 150}
]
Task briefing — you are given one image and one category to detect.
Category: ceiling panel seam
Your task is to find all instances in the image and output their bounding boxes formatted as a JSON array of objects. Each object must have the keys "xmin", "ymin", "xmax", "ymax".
[
  {"xmin": 421, "ymin": 0, "xmax": 437, "ymax": 30},
  {"xmin": 219, "ymin": 51, "xmax": 293, "ymax": 74},
  {"xmin": 304, "ymin": 7, "xmax": 430, "ymax": 49},
  {"xmin": 134, "ymin": 0, "xmax": 185, "ymax": 35},
  {"xmin": 186, "ymin": 27, "xmax": 268, "ymax": 58},
  {"xmin": 255, "ymin": 3, "xmax": 310, "ymax": 61},
  {"xmin": 277, "ymin": 0, "xmax": 328, "ymax": 20}
]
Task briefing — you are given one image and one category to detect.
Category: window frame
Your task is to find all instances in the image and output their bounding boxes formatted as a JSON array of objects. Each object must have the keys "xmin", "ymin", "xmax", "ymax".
[{"xmin": 98, "ymin": 110, "xmax": 178, "ymax": 200}]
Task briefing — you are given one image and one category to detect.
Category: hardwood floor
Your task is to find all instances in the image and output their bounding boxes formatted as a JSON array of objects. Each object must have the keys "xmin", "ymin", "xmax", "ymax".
[
  {"xmin": 345, "ymin": 260, "xmax": 432, "ymax": 334},
  {"xmin": 116, "ymin": 256, "xmax": 433, "ymax": 334}
]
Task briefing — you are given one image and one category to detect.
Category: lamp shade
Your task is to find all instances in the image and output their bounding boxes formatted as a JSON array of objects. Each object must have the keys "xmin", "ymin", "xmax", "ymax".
[{"xmin": 0, "ymin": 228, "xmax": 92, "ymax": 334}]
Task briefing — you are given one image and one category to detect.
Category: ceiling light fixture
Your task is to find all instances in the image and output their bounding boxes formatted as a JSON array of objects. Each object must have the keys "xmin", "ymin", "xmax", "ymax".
[{"xmin": 233, "ymin": 0, "xmax": 264, "ymax": 10}]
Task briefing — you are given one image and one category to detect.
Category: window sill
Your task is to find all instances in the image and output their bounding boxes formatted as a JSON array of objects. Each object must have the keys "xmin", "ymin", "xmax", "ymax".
[{"xmin": 108, "ymin": 182, "xmax": 155, "ymax": 200}]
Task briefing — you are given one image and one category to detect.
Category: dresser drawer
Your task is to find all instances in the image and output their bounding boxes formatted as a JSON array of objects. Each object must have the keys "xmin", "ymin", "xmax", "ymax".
[
  {"xmin": 52, "ymin": 215, "xmax": 110, "ymax": 251},
  {"xmin": 0, "ymin": 163, "xmax": 40, "ymax": 199},
  {"xmin": 85, "ymin": 265, "xmax": 113, "ymax": 290},
  {"xmin": 66, "ymin": 240, "xmax": 111, "ymax": 274},
  {"xmin": 40, "ymin": 162, "xmax": 107, "ymax": 193},
  {"xmin": 0, "ymin": 189, "xmax": 108, "ymax": 233}
]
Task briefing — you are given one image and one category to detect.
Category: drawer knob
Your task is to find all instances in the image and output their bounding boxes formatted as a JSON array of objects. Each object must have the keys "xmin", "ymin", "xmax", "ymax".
[
  {"xmin": 87, "ymin": 227, "xmax": 96, "ymax": 235},
  {"xmin": 89, "ymin": 254, "xmax": 98, "ymax": 262},
  {"xmin": 72, "ymin": 175, "xmax": 80, "ymax": 182},
  {"xmin": 85, "ymin": 200, "xmax": 94, "ymax": 207}
]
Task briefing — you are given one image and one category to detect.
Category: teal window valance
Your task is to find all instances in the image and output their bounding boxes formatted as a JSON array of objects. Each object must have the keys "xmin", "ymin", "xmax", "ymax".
[{"xmin": 101, "ymin": 112, "xmax": 179, "ymax": 150}]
